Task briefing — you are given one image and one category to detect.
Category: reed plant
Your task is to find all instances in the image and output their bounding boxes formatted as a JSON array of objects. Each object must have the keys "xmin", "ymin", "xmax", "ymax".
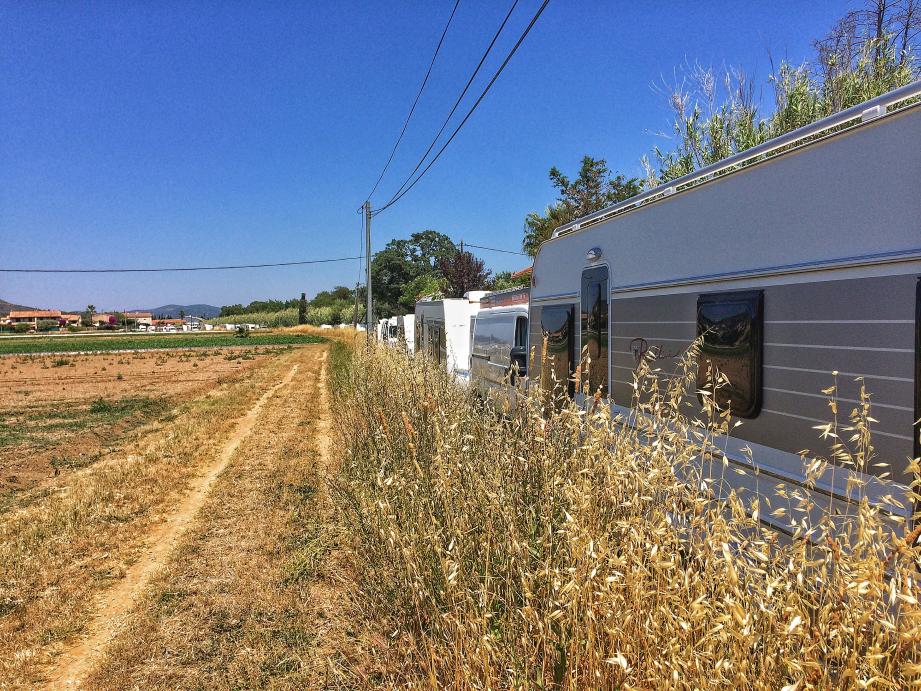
[{"xmin": 332, "ymin": 342, "xmax": 921, "ymax": 688}]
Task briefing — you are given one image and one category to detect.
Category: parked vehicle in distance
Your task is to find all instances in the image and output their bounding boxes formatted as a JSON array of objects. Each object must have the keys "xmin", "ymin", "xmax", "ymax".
[
  {"xmin": 399, "ymin": 314, "xmax": 415, "ymax": 354},
  {"xmin": 414, "ymin": 292, "xmax": 487, "ymax": 379},
  {"xmin": 376, "ymin": 318, "xmax": 389, "ymax": 342},
  {"xmin": 387, "ymin": 316, "xmax": 399, "ymax": 346},
  {"xmin": 470, "ymin": 286, "xmax": 529, "ymax": 402},
  {"xmin": 528, "ymin": 81, "xmax": 921, "ymax": 537}
]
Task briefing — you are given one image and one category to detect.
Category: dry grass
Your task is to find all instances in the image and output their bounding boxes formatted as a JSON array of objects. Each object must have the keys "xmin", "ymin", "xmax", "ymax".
[
  {"xmin": 84, "ymin": 344, "xmax": 361, "ymax": 689},
  {"xmin": 333, "ymin": 342, "xmax": 921, "ymax": 688},
  {"xmin": 0, "ymin": 349, "xmax": 299, "ymax": 688}
]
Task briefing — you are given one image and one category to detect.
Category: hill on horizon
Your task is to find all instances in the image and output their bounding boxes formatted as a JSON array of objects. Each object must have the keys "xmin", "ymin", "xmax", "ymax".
[
  {"xmin": 0, "ymin": 298, "xmax": 38, "ymax": 316},
  {"xmin": 134, "ymin": 304, "xmax": 222, "ymax": 318}
]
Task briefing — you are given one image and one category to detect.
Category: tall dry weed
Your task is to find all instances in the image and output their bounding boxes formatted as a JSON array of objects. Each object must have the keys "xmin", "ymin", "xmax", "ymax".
[{"xmin": 333, "ymin": 342, "xmax": 921, "ymax": 688}]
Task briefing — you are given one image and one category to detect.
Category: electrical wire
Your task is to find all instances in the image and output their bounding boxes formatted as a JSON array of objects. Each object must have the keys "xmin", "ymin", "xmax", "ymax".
[
  {"xmin": 382, "ymin": 0, "xmax": 520, "ymax": 205},
  {"xmin": 464, "ymin": 242, "xmax": 527, "ymax": 256},
  {"xmin": 373, "ymin": 0, "xmax": 550, "ymax": 216},
  {"xmin": 364, "ymin": 0, "xmax": 461, "ymax": 202},
  {"xmin": 0, "ymin": 256, "xmax": 363, "ymax": 273}
]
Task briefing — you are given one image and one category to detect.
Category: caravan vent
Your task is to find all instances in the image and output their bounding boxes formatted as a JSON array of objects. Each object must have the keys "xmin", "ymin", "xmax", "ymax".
[{"xmin": 861, "ymin": 105, "xmax": 886, "ymax": 122}]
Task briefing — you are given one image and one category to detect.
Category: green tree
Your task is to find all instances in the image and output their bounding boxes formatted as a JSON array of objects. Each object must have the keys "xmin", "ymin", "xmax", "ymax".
[
  {"xmin": 487, "ymin": 270, "xmax": 530, "ymax": 291},
  {"xmin": 523, "ymin": 157, "xmax": 641, "ymax": 256},
  {"xmin": 298, "ymin": 292, "xmax": 307, "ymax": 325},
  {"xmin": 371, "ymin": 231, "xmax": 457, "ymax": 315},
  {"xmin": 400, "ymin": 274, "xmax": 443, "ymax": 307},
  {"xmin": 82, "ymin": 304, "xmax": 96, "ymax": 327}
]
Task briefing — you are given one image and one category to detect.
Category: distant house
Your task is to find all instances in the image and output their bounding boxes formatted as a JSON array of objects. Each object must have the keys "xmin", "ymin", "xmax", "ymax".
[
  {"xmin": 91, "ymin": 314, "xmax": 114, "ymax": 327},
  {"xmin": 124, "ymin": 312, "xmax": 153, "ymax": 327},
  {"xmin": 60, "ymin": 314, "xmax": 81, "ymax": 326},
  {"xmin": 8, "ymin": 310, "xmax": 62, "ymax": 328}
]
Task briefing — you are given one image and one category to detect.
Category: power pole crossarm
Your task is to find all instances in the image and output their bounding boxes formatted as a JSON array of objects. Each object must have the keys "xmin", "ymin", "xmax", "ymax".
[{"xmin": 364, "ymin": 201, "xmax": 373, "ymax": 339}]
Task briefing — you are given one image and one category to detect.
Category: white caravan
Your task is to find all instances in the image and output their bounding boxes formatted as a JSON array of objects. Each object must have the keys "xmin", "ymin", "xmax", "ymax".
[
  {"xmin": 387, "ymin": 316, "xmax": 399, "ymax": 346},
  {"xmin": 528, "ymin": 81, "xmax": 921, "ymax": 536},
  {"xmin": 376, "ymin": 318, "xmax": 389, "ymax": 342},
  {"xmin": 470, "ymin": 286, "xmax": 530, "ymax": 400},
  {"xmin": 399, "ymin": 314, "xmax": 415, "ymax": 354},
  {"xmin": 414, "ymin": 291, "xmax": 487, "ymax": 378}
]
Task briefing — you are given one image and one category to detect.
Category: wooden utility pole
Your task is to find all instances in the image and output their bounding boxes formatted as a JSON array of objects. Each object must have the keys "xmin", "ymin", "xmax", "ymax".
[{"xmin": 364, "ymin": 200, "xmax": 373, "ymax": 339}]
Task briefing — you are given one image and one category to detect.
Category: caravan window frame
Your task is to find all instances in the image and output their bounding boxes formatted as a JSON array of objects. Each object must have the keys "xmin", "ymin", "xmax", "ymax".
[{"xmin": 696, "ymin": 289, "xmax": 764, "ymax": 419}]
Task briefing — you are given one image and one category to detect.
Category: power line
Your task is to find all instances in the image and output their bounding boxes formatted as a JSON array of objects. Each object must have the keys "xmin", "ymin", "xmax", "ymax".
[
  {"xmin": 0, "ymin": 256, "xmax": 363, "ymax": 274},
  {"xmin": 373, "ymin": 0, "xmax": 550, "ymax": 216},
  {"xmin": 364, "ymin": 0, "xmax": 461, "ymax": 202},
  {"xmin": 464, "ymin": 242, "xmax": 527, "ymax": 256},
  {"xmin": 382, "ymin": 0, "xmax": 520, "ymax": 206}
]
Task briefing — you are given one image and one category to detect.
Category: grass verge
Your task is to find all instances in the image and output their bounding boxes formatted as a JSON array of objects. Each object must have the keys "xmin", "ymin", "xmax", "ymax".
[{"xmin": 331, "ymin": 343, "xmax": 921, "ymax": 688}]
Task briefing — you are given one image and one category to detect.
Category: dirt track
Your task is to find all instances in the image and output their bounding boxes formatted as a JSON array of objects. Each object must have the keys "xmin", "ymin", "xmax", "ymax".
[{"xmin": 47, "ymin": 363, "xmax": 302, "ymax": 688}]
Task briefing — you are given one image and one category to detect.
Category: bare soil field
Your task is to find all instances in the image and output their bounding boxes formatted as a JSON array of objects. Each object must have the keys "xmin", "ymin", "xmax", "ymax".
[
  {"xmin": 0, "ymin": 344, "xmax": 339, "ymax": 688},
  {"xmin": 0, "ymin": 348, "xmax": 284, "ymax": 496}
]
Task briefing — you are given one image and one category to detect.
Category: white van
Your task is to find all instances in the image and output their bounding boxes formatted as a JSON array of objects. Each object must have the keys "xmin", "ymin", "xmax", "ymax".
[{"xmin": 470, "ymin": 287, "xmax": 529, "ymax": 400}]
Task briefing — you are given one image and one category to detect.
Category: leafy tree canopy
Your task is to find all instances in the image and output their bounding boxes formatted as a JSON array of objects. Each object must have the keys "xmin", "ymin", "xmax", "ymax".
[
  {"xmin": 371, "ymin": 230, "xmax": 457, "ymax": 316},
  {"xmin": 439, "ymin": 251, "xmax": 491, "ymax": 298},
  {"xmin": 487, "ymin": 270, "xmax": 530, "ymax": 292},
  {"xmin": 523, "ymin": 156, "xmax": 640, "ymax": 256}
]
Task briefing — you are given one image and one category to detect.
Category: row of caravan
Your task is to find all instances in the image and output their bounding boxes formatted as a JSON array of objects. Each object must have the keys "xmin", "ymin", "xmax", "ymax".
[{"xmin": 383, "ymin": 81, "xmax": 921, "ymax": 538}]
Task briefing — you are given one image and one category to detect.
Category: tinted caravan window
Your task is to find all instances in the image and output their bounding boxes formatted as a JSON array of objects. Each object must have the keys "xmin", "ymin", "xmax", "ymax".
[
  {"xmin": 514, "ymin": 316, "xmax": 527, "ymax": 348},
  {"xmin": 541, "ymin": 306, "xmax": 574, "ymax": 396},
  {"xmin": 581, "ymin": 266, "xmax": 609, "ymax": 396},
  {"xmin": 696, "ymin": 290, "xmax": 763, "ymax": 418}
]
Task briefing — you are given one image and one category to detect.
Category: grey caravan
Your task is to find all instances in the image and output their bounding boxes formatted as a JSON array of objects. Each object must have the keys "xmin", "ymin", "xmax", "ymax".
[
  {"xmin": 528, "ymin": 81, "xmax": 921, "ymax": 537},
  {"xmin": 470, "ymin": 286, "xmax": 530, "ymax": 401}
]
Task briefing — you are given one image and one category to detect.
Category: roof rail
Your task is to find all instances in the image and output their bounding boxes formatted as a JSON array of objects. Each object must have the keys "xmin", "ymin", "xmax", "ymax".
[{"xmin": 550, "ymin": 79, "xmax": 921, "ymax": 240}]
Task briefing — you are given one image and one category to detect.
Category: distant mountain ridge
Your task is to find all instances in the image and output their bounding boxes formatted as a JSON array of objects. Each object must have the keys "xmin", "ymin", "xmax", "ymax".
[
  {"xmin": 0, "ymin": 298, "xmax": 38, "ymax": 316},
  {"xmin": 133, "ymin": 304, "xmax": 222, "ymax": 318}
]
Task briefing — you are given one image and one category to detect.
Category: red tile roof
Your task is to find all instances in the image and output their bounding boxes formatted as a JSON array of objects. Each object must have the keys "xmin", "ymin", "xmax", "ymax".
[{"xmin": 9, "ymin": 310, "xmax": 61, "ymax": 319}]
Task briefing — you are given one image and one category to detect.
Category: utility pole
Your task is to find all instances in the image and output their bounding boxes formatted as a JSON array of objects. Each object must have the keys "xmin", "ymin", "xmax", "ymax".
[{"xmin": 364, "ymin": 200, "xmax": 373, "ymax": 339}]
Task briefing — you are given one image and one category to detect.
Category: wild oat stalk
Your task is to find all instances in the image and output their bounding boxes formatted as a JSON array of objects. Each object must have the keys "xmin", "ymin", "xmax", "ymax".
[{"xmin": 332, "ymin": 342, "xmax": 921, "ymax": 689}]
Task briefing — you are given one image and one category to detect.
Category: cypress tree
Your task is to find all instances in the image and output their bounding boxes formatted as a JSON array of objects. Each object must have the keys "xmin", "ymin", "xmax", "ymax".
[{"xmin": 298, "ymin": 292, "xmax": 307, "ymax": 325}]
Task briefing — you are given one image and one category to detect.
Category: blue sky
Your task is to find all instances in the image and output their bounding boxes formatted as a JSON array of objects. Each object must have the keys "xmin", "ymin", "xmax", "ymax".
[{"xmin": 1, "ymin": 0, "xmax": 846, "ymax": 310}]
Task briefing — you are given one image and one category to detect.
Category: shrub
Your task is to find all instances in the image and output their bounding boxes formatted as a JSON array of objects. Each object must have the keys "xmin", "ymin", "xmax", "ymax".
[
  {"xmin": 13, "ymin": 323, "xmax": 31, "ymax": 334},
  {"xmin": 306, "ymin": 306, "xmax": 334, "ymax": 326},
  {"xmin": 36, "ymin": 320, "xmax": 58, "ymax": 332}
]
